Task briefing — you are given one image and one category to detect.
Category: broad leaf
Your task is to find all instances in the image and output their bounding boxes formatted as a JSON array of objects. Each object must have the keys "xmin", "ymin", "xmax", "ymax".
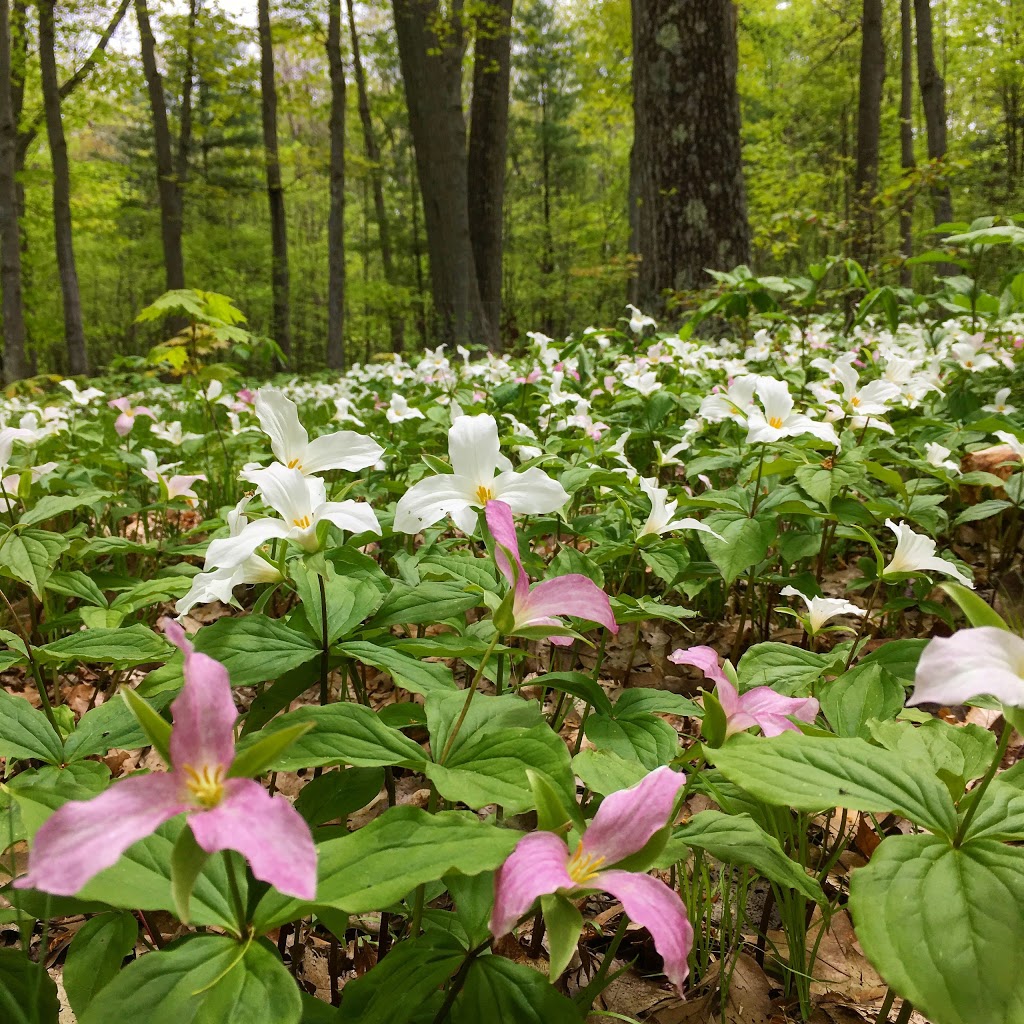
[
  {"xmin": 450, "ymin": 955, "xmax": 581, "ymax": 1024},
  {"xmin": 63, "ymin": 912, "xmax": 138, "ymax": 1018},
  {"xmin": 0, "ymin": 689, "xmax": 64, "ymax": 764},
  {"xmin": 193, "ymin": 614, "xmax": 319, "ymax": 686},
  {"xmin": 0, "ymin": 947, "xmax": 59, "ymax": 1024},
  {"xmin": 37, "ymin": 625, "xmax": 170, "ymax": 668}
]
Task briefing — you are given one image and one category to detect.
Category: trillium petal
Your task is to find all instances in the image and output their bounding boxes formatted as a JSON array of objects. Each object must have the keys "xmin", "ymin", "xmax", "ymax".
[
  {"xmin": 517, "ymin": 575, "xmax": 617, "ymax": 636},
  {"xmin": 448, "ymin": 413, "xmax": 502, "ymax": 483},
  {"xmin": 317, "ymin": 500, "xmax": 382, "ymax": 536},
  {"xmin": 596, "ymin": 870, "xmax": 692, "ymax": 995},
  {"xmin": 484, "ymin": 499, "xmax": 526, "ymax": 596},
  {"xmin": 490, "ymin": 831, "xmax": 573, "ymax": 937},
  {"xmin": 255, "ymin": 387, "xmax": 308, "ymax": 466},
  {"xmin": 249, "ymin": 464, "xmax": 315, "ymax": 525},
  {"xmin": 165, "ymin": 622, "xmax": 238, "ymax": 772},
  {"xmin": 188, "ymin": 778, "xmax": 317, "ymax": 900},
  {"xmin": 731, "ymin": 687, "xmax": 818, "ymax": 737},
  {"xmin": 394, "ymin": 475, "xmax": 474, "ymax": 533},
  {"xmin": 204, "ymin": 517, "xmax": 290, "ymax": 572},
  {"xmin": 114, "ymin": 413, "xmax": 133, "ymax": 436},
  {"xmin": 582, "ymin": 766, "xmax": 684, "ymax": 865},
  {"xmin": 908, "ymin": 627, "xmax": 1024, "ymax": 707},
  {"xmin": 667, "ymin": 646, "xmax": 729, "ymax": 687},
  {"xmin": 302, "ymin": 431, "xmax": 384, "ymax": 475},
  {"xmin": 174, "ymin": 566, "xmax": 244, "ymax": 616},
  {"xmin": 14, "ymin": 773, "xmax": 186, "ymax": 896},
  {"xmin": 491, "ymin": 467, "xmax": 569, "ymax": 515},
  {"xmin": 664, "ymin": 516, "xmax": 724, "ymax": 540}
]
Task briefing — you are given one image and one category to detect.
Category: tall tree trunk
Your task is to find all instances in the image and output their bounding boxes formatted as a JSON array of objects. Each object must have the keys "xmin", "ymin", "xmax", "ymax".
[
  {"xmin": 853, "ymin": 0, "xmax": 885, "ymax": 267},
  {"xmin": 914, "ymin": 0, "xmax": 953, "ymax": 225},
  {"xmin": 135, "ymin": 0, "xmax": 185, "ymax": 292},
  {"xmin": 630, "ymin": 0, "xmax": 749, "ymax": 312},
  {"xmin": 257, "ymin": 0, "xmax": 291, "ymax": 359},
  {"xmin": 467, "ymin": 0, "xmax": 511, "ymax": 350},
  {"xmin": 0, "ymin": 0, "xmax": 27, "ymax": 381},
  {"xmin": 392, "ymin": 0, "xmax": 490, "ymax": 347},
  {"xmin": 409, "ymin": 146, "xmax": 427, "ymax": 348},
  {"xmin": 899, "ymin": 0, "xmax": 915, "ymax": 286},
  {"xmin": 326, "ymin": 0, "xmax": 345, "ymax": 370},
  {"xmin": 38, "ymin": 0, "xmax": 88, "ymax": 373},
  {"xmin": 347, "ymin": 0, "xmax": 403, "ymax": 354},
  {"xmin": 176, "ymin": 0, "xmax": 198, "ymax": 195}
]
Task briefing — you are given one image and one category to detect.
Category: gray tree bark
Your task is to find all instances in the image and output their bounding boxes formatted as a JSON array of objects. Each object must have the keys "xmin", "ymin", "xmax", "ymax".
[
  {"xmin": 467, "ymin": 0, "xmax": 512, "ymax": 349},
  {"xmin": 38, "ymin": 0, "xmax": 88, "ymax": 374},
  {"xmin": 258, "ymin": 0, "xmax": 291, "ymax": 359},
  {"xmin": 900, "ymin": 0, "xmax": 915, "ymax": 285},
  {"xmin": 0, "ymin": 0, "xmax": 27, "ymax": 381},
  {"xmin": 326, "ymin": 0, "xmax": 346, "ymax": 370},
  {"xmin": 135, "ymin": 0, "xmax": 185, "ymax": 292},
  {"xmin": 853, "ymin": 0, "xmax": 885, "ymax": 267},
  {"xmin": 347, "ymin": 0, "xmax": 404, "ymax": 354},
  {"xmin": 913, "ymin": 0, "xmax": 954, "ymax": 226},
  {"xmin": 630, "ymin": 0, "xmax": 749, "ymax": 312}
]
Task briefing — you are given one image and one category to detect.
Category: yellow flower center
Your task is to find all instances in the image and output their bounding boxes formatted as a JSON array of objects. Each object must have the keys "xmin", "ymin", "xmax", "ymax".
[
  {"xmin": 183, "ymin": 764, "xmax": 226, "ymax": 809},
  {"xmin": 566, "ymin": 841, "xmax": 606, "ymax": 885},
  {"xmin": 475, "ymin": 484, "xmax": 495, "ymax": 505},
  {"xmin": 851, "ymin": 395, "xmax": 861, "ymax": 407},
  {"xmin": 768, "ymin": 416, "xmax": 784, "ymax": 429},
  {"xmin": 287, "ymin": 458, "xmax": 303, "ymax": 470},
  {"xmin": 292, "ymin": 515, "xmax": 312, "ymax": 528}
]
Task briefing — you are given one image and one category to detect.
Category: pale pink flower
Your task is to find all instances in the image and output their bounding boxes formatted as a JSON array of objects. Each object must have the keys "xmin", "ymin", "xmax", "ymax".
[
  {"xmin": 14, "ymin": 622, "xmax": 316, "ymax": 900},
  {"xmin": 108, "ymin": 397, "xmax": 155, "ymax": 437},
  {"xmin": 908, "ymin": 627, "xmax": 1024, "ymax": 708},
  {"xmin": 491, "ymin": 767, "xmax": 692, "ymax": 995},
  {"xmin": 486, "ymin": 500, "xmax": 617, "ymax": 645}
]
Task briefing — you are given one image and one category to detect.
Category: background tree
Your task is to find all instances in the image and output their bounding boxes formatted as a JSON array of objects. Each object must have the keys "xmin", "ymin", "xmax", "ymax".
[
  {"xmin": 853, "ymin": 0, "xmax": 884, "ymax": 267},
  {"xmin": 326, "ymin": 0, "xmax": 346, "ymax": 370},
  {"xmin": 630, "ymin": 0, "xmax": 749, "ymax": 311}
]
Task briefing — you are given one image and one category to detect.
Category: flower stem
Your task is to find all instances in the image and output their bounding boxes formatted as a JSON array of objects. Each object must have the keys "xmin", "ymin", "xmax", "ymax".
[
  {"xmin": 438, "ymin": 633, "xmax": 501, "ymax": 765},
  {"xmin": 955, "ymin": 718, "xmax": 1013, "ymax": 846},
  {"xmin": 318, "ymin": 573, "xmax": 330, "ymax": 706},
  {"xmin": 223, "ymin": 852, "xmax": 249, "ymax": 938}
]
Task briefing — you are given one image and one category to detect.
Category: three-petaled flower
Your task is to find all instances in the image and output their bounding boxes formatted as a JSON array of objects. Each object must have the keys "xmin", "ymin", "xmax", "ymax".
[
  {"xmin": 490, "ymin": 767, "xmax": 693, "ymax": 995},
  {"xmin": 882, "ymin": 519, "xmax": 973, "ymax": 588},
  {"xmin": 15, "ymin": 622, "xmax": 316, "ymax": 900},
  {"xmin": 109, "ymin": 397, "xmax": 155, "ymax": 437}
]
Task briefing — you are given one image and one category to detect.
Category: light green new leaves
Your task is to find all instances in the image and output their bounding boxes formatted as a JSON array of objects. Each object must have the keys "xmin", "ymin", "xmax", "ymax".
[
  {"xmin": 710, "ymin": 732, "xmax": 957, "ymax": 838},
  {"xmin": 850, "ymin": 836, "xmax": 1024, "ymax": 1024},
  {"xmin": 80, "ymin": 935, "xmax": 300, "ymax": 1024}
]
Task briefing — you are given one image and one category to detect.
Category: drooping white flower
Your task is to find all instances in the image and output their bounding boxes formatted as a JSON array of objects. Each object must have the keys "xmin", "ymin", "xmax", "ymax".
[
  {"xmin": 176, "ymin": 498, "xmax": 283, "ymax": 616},
  {"xmin": 637, "ymin": 478, "xmax": 722, "ymax": 540},
  {"xmin": 699, "ymin": 376, "xmax": 760, "ymax": 425},
  {"xmin": 924, "ymin": 442, "xmax": 961, "ymax": 475},
  {"xmin": 779, "ymin": 585, "xmax": 865, "ymax": 635},
  {"xmin": 60, "ymin": 379, "xmax": 104, "ymax": 406},
  {"xmin": 206, "ymin": 464, "xmax": 381, "ymax": 568},
  {"xmin": 745, "ymin": 378, "xmax": 840, "ymax": 447},
  {"xmin": 882, "ymin": 519, "xmax": 973, "ymax": 587},
  {"xmin": 908, "ymin": 627, "xmax": 1024, "ymax": 707},
  {"xmin": 625, "ymin": 304, "xmax": 657, "ymax": 334},
  {"xmin": 993, "ymin": 430, "xmax": 1024, "ymax": 461},
  {"xmin": 393, "ymin": 413, "xmax": 568, "ymax": 535},
  {"xmin": 140, "ymin": 449, "xmax": 206, "ymax": 507},
  {"xmin": 386, "ymin": 394, "xmax": 425, "ymax": 423},
  {"xmin": 248, "ymin": 387, "xmax": 383, "ymax": 476},
  {"xmin": 983, "ymin": 387, "xmax": 1018, "ymax": 416},
  {"xmin": 150, "ymin": 420, "xmax": 202, "ymax": 445},
  {"xmin": 333, "ymin": 396, "xmax": 365, "ymax": 426}
]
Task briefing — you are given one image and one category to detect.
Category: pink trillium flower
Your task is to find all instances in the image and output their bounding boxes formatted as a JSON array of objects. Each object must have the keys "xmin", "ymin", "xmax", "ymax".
[
  {"xmin": 15, "ymin": 622, "xmax": 316, "ymax": 900},
  {"xmin": 908, "ymin": 627, "xmax": 1024, "ymax": 708},
  {"xmin": 485, "ymin": 500, "xmax": 617, "ymax": 645},
  {"xmin": 668, "ymin": 646, "xmax": 818, "ymax": 738},
  {"xmin": 109, "ymin": 397, "xmax": 156, "ymax": 437},
  {"xmin": 490, "ymin": 767, "xmax": 692, "ymax": 995}
]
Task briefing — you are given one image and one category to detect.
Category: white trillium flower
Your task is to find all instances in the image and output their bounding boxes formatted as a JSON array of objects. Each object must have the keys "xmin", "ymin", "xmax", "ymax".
[
  {"xmin": 637, "ymin": 478, "xmax": 722, "ymax": 540},
  {"xmin": 745, "ymin": 378, "xmax": 840, "ymax": 447},
  {"xmin": 206, "ymin": 464, "xmax": 381, "ymax": 569},
  {"xmin": 333, "ymin": 396, "xmax": 365, "ymax": 426},
  {"xmin": 908, "ymin": 627, "xmax": 1024, "ymax": 707},
  {"xmin": 924, "ymin": 442, "xmax": 961, "ymax": 475},
  {"xmin": 175, "ymin": 498, "xmax": 284, "ymax": 616},
  {"xmin": 625, "ymin": 304, "xmax": 657, "ymax": 334},
  {"xmin": 983, "ymin": 387, "xmax": 1018, "ymax": 416},
  {"xmin": 951, "ymin": 340, "xmax": 997, "ymax": 373},
  {"xmin": 993, "ymin": 430, "xmax": 1024, "ymax": 461},
  {"xmin": 386, "ymin": 394, "xmax": 425, "ymax": 423},
  {"xmin": 60, "ymin": 379, "xmax": 104, "ymax": 405},
  {"xmin": 882, "ymin": 518, "xmax": 973, "ymax": 587},
  {"xmin": 150, "ymin": 420, "xmax": 202, "ymax": 445},
  {"xmin": 139, "ymin": 449, "xmax": 206, "ymax": 507},
  {"xmin": 393, "ymin": 413, "xmax": 568, "ymax": 535},
  {"xmin": 699, "ymin": 376, "xmax": 760, "ymax": 425},
  {"xmin": 248, "ymin": 387, "xmax": 383, "ymax": 476},
  {"xmin": 779, "ymin": 585, "xmax": 865, "ymax": 635}
]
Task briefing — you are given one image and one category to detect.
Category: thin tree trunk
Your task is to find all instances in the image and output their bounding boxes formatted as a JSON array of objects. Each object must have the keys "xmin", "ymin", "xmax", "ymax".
[
  {"xmin": 176, "ymin": 0, "xmax": 198, "ymax": 196},
  {"xmin": 853, "ymin": 0, "xmax": 885, "ymax": 267},
  {"xmin": 38, "ymin": 0, "xmax": 88, "ymax": 373},
  {"xmin": 467, "ymin": 0, "xmax": 512, "ymax": 350},
  {"xmin": 900, "ymin": 0, "xmax": 915, "ymax": 286},
  {"xmin": 631, "ymin": 0, "xmax": 749, "ymax": 310},
  {"xmin": 392, "ymin": 0, "xmax": 490, "ymax": 347},
  {"xmin": 326, "ymin": 0, "xmax": 346, "ymax": 369},
  {"xmin": 409, "ymin": 146, "xmax": 427, "ymax": 348},
  {"xmin": 257, "ymin": 0, "xmax": 291, "ymax": 359},
  {"xmin": 913, "ymin": 0, "xmax": 953, "ymax": 226},
  {"xmin": 135, "ymin": 0, "xmax": 185, "ymax": 292},
  {"xmin": 0, "ymin": 0, "xmax": 27, "ymax": 381},
  {"xmin": 347, "ymin": 0, "xmax": 404, "ymax": 353}
]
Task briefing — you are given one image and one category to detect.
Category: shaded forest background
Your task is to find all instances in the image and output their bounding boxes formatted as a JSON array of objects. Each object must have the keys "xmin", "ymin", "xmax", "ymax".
[{"xmin": 1, "ymin": 0, "xmax": 1022, "ymax": 374}]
